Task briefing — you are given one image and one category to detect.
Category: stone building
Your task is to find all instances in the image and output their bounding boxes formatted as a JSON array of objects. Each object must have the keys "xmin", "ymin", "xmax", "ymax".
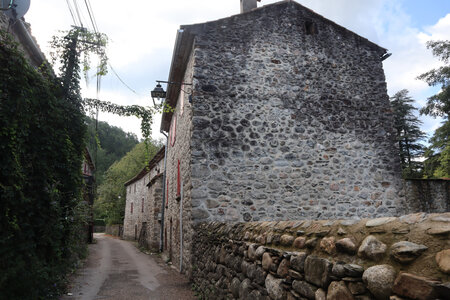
[
  {"xmin": 158, "ymin": 0, "xmax": 406, "ymax": 275},
  {"xmin": 123, "ymin": 147, "xmax": 165, "ymax": 250}
]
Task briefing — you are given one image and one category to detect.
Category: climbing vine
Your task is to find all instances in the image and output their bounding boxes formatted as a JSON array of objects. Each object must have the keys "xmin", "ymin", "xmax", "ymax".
[{"xmin": 0, "ymin": 29, "xmax": 87, "ymax": 299}]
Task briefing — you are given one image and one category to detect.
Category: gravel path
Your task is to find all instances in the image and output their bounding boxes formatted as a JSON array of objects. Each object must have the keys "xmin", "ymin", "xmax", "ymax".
[{"xmin": 60, "ymin": 233, "xmax": 196, "ymax": 300}]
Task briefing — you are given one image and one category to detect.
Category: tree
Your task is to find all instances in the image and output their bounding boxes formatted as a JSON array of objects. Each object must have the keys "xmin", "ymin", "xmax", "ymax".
[
  {"xmin": 85, "ymin": 117, "xmax": 139, "ymax": 185},
  {"xmin": 418, "ymin": 40, "xmax": 450, "ymax": 178},
  {"xmin": 94, "ymin": 141, "xmax": 162, "ymax": 225},
  {"xmin": 390, "ymin": 89, "xmax": 426, "ymax": 178}
]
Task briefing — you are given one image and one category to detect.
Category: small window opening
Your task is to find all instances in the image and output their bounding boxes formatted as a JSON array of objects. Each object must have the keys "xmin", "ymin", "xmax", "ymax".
[{"xmin": 305, "ymin": 21, "xmax": 318, "ymax": 35}]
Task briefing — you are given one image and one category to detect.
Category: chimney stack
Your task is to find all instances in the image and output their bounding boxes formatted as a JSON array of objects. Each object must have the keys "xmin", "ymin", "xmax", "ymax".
[{"xmin": 240, "ymin": 0, "xmax": 258, "ymax": 13}]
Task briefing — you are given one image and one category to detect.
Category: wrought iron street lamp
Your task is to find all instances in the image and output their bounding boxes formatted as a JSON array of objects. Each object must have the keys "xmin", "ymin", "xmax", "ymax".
[{"xmin": 151, "ymin": 80, "xmax": 193, "ymax": 107}]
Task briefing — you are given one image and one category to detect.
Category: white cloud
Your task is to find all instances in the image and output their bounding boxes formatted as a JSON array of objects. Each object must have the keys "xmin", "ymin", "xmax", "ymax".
[{"xmin": 24, "ymin": 0, "xmax": 448, "ymax": 141}]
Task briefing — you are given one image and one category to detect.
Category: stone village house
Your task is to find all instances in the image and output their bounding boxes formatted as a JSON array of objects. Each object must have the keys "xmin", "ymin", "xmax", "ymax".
[
  {"xmin": 123, "ymin": 0, "xmax": 447, "ymax": 279},
  {"xmin": 123, "ymin": 147, "xmax": 165, "ymax": 249}
]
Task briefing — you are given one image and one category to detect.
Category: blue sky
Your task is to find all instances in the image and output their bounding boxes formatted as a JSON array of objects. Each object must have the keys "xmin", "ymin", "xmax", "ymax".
[{"xmin": 25, "ymin": 0, "xmax": 450, "ymax": 141}]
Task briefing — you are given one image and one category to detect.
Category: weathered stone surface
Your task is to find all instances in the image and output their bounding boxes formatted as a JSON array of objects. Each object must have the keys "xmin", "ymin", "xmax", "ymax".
[
  {"xmin": 280, "ymin": 234, "xmax": 295, "ymax": 246},
  {"xmin": 292, "ymin": 280, "xmax": 318, "ymax": 299},
  {"xmin": 255, "ymin": 245, "xmax": 266, "ymax": 259},
  {"xmin": 288, "ymin": 269, "xmax": 303, "ymax": 280},
  {"xmin": 277, "ymin": 258, "xmax": 290, "ymax": 277},
  {"xmin": 390, "ymin": 241, "xmax": 428, "ymax": 263},
  {"xmin": 248, "ymin": 243, "xmax": 257, "ymax": 261},
  {"xmin": 332, "ymin": 263, "xmax": 346, "ymax": 278},
  {"xmin": 192, "ymin": 207, "xmax": 210, "ymax": 220},
  {"xmin": 304, "ymin": 256, "xmax": 332, "ymax": 288},
  {"xmin": 327, "ymin": 281, "xmax": 354, "ymax": 300},
  {"xmin": 436, "ymin": 249, "xmax": 450, "ymax": 274},
  {"xmin": 262, "ymin": 252, "xmax": 273, "ymax": 271},
  {"xmin": 348, "ymin": 282, "xmax": 366, "ymax": 295},
  {"xmin": 305, "ymin": 238, "xmax": 318, "ymax": 249},
  {"xmin": 343, "ymin": 264, "xmax": 364, "ymax": 277},
  {"xmin": 315, "ymin": 288, "xmax": 327, "ymax": 300},
  {"xmin": 231, "ymin": 277, "xmax": 241, "ymax": 298},
  {"xmin": 362, "ymin": 265, "xmax": 396, "ymax": 300},
  {"xmin": 265, "ymin": 274, "xmax": 286, "ymax": 300},
  {"xmin": 392, "ymin": 273, "xmax": 441, "ymax": 300},
  {"xmin": 293, "ymin": 237, "xmax": 306, "ymax": 249},
  {"xmin": 290, "ymin": 252, "xmax": 307, "ymax": 273},
  {"xmin": 336, "ymin": 238, "xmax": 357, "ymax": 254},
  {"xmin": 320, "ymin": 236, "xmax": 336, "ymax": 255},
  {"xmin": 358, "ymin": 235, "xmax": 387, "ymax": 261},
  {"xmin": 239, "ymin": 278, "xmax": 252, "ymax": 299},
  {"xmin": 427, "ymin": 225, "xmax": 450, "ymax": 235},
  {"xmin": 366, "ymin": 217, "xmax": 397, "ymax": 227}
]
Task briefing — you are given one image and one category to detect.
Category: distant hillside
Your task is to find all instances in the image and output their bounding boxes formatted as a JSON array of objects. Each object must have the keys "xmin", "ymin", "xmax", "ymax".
[{"xmin": 85, "ymin": 117, "xmax": 139, "ymax": 185}]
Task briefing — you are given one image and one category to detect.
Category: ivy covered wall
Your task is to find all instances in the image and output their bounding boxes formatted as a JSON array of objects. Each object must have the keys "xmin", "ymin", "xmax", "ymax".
[{"xmin": 0, "ymin": 30, "xmax": 87, "ymax": 299}]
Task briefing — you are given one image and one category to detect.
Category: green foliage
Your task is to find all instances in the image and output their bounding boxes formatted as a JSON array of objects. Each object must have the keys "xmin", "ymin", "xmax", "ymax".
[
  {"xmin": 423, "ymin": 121, "xmax": 450, "ymax": 178},
  {"xmin": 95, "ymin": 142, "xmax": 161, "ymax": 225},
  {"xmin": 390, "ymin": 89, "xmax": 426, "ymax": 178},
  {"xmin": 0, "ymin": 30, "xmax": 87, "ymax": 299},
  {"xmin": 85, "ymin": 117, "xmax": 139, "ymax": 185},
  {"xmin": 418, "ymin": 40, "xmax": 450, "ymax": 178}
]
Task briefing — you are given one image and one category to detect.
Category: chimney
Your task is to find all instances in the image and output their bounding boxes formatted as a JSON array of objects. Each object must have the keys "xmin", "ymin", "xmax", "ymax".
[{"xmin": 240, "ymin": 0, "xmax": 258, "ymax": 13}]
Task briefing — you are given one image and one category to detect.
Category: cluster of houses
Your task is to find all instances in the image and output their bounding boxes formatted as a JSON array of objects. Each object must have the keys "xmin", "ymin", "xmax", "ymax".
[{"xmin": 123, "ymin": 0, "xmax": 449, "ymax": 278}]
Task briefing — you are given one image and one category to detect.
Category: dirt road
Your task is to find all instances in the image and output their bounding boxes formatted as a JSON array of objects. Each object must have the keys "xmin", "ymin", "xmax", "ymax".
[{"xmin": 60, "ymin": 233, "xmax": 196, "ymax": 300}]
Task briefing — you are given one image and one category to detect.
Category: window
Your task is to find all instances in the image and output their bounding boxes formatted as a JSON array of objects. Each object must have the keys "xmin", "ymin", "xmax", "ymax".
[
  {"xmin": 134, "ymin": 184, "xmax": 136, "ymax": 193},
  {"xmin": 305, "ymin": 20, "xmax": 318, "ymax": 35},
  {"xmin": 131, "ymin": 202, "xmax": 133, "ymax": 214},
  {"xmin": 141, "ymin": 197, "xmax": 144, "ymax": 213},
  {"xmin": 170, "ymin": 115, "xmax": 177, "ymax": 147},
  {"xmin": 177, "ymin": 160, "xmax": 181, "ymax": 197}
]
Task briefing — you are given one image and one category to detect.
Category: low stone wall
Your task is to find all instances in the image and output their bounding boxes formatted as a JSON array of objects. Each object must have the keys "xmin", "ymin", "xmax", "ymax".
[
  {"xmin": 192, "ymin": 213, "xmax": 450, "ymax": 300},
  {"xmin": 105, "ymin": 225, "xmax": 123, "ymax": 237},
  {"xmin": 404, "ymin": 179, "xmax": 449, "ymax": 213},
  {"xmin": 94, "ymin": 226, "xmax": 105, "ymax": 233}
]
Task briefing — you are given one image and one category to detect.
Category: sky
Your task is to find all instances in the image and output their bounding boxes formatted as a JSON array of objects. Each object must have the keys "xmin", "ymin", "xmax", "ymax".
[{"xmin": 23, "ymin": 0, "xmax": 450, "ymax": 142}]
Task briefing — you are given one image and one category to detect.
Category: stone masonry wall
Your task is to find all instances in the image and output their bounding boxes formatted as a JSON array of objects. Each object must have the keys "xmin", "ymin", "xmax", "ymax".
[
  {"xmin": 189, "ymin": 1, "xmax": 405, "ymax": 223},
  {"xmin": 124, "ymin": 175, "xmax": 149, "ymax": 240},
  {"xmin": 163, "ymin": 49, "xmax": 195, "ymax": 274},
  {"xmin": 192, "ymin": 213, "xmax": 450, "ymax": 300},
  {"xmin": 404, "ymin": 179, "xmax": 449, "ymax": 213},
  {"xmin": 146, "ymin": 175, "xmax": 163, "ymax": 250}
]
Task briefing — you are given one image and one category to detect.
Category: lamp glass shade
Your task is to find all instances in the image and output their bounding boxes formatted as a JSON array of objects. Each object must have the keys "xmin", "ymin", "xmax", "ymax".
[{"xmin": 151, "ymin": 84, "xmax": 166, "ymax": 100}]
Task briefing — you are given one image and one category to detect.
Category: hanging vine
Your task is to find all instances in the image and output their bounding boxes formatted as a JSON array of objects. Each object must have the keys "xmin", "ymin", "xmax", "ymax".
[{"xmin": 50, "ymin": 28, "xmax": 171, "ymax": 161}]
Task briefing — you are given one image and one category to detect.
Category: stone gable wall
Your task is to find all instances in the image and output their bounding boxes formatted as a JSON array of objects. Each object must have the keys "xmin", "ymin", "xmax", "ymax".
[
  {"xmin": 123, "ymin": 175, "xmax": 148, "ymax": 240},
  {"xmin": 192, "ymin": 213, "xmax": 450, "ymax": 299},
  {"xmin": 189, "ymin": 2, "xmax": 405, "ymax": 223},
  {"xmin": 163, "ymin": 49, "xmax": 195, "ymax": 274}
]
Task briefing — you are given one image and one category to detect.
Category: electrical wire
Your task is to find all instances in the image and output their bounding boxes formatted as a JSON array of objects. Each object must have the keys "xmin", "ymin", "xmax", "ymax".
[
  {"xmin": 65, "ymin": 0, "xmax": 78, "ymax": 26},
  {"xmin": 108, "ymin": 63, "xmax": 140, "ymax": 95},
  {"xmin": 84, "ymin": 0, "xmax": 99, "ymax": 33},
  {"xmin": 72, "ymin": 0, "xmax": 84, "ymax": 27}
]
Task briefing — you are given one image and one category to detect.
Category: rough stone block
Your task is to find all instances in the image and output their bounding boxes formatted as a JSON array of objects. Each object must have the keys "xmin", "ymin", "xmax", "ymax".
[{"xmin": 304, "ymin": 256, "xmax": 332, "ymax": 288}]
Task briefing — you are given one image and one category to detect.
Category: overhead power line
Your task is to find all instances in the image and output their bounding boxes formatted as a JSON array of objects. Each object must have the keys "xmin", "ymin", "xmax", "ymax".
[
  {"xmin": 108, "ymin": 63, "xmax": 140, "ymax": 95},
  {"xmin": 65, "ymin": 0, "xmax": 78, "ymax": 26}
]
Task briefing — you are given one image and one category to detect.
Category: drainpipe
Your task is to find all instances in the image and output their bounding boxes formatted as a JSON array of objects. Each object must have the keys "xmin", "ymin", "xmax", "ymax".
[
  {"xmin": 159, "ymin": 131, "xmax": 168, "ymax": 252},
  {"xmin": 179, "ymin": 180, "xmax": 183, "ymax": 272}
]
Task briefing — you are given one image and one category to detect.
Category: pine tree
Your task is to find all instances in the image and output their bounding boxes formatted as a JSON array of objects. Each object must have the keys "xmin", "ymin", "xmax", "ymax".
[
  {"xmin": 418, "ymin": 40, "xmax": 450, "ymax": 178},
  {"xmin": 390, "ymin": 89, "xmax": 426, "ymax": 178}
]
